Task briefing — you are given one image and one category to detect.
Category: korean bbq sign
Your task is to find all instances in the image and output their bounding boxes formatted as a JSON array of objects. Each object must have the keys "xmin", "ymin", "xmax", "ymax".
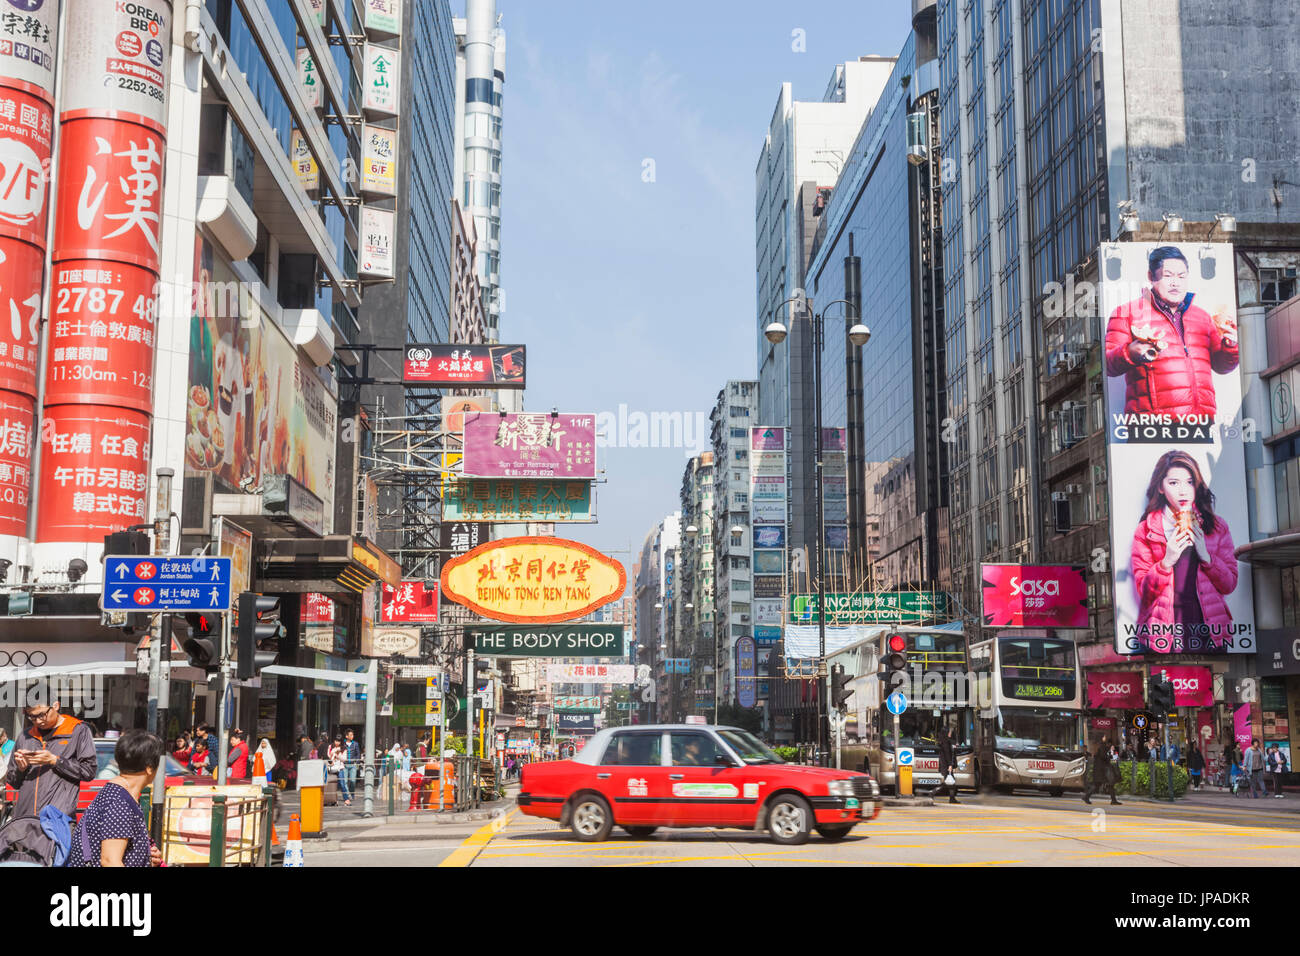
[
  {"xmin": 462, "ymin": 412, "xmax": 596, "ymax": 480},
  {"xmin": 440, "ymin": 536, "xmax": 626, "ymax": 624},
  {"xmin": 403, "ymin": 343, "xmax": 526, "ymax": 389},
  {"xmin": 980, "ymin": 564, "xmax": 1088, "ymax": 628}
]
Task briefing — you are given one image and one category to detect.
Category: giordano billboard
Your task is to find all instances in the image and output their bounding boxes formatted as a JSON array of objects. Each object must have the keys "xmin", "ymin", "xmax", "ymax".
[{"xmin": 1100, "ymin": 241, "xmax": 1254, "ymax": 655}]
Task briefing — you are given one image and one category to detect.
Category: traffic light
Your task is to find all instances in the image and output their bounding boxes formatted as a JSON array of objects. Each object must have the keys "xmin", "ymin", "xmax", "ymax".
[
  {"xmin": 884, "ymin": 633, "xmax": 909, "ymax": 692},
  {"xmin": 831, "ymin": 663, "xmax": 853, "ymax": 711},
  {"xmin": 176, "ymin": 612, "xmax": 223, "ymax": 675},
  {"xmin": 104, "ymin": 531, "xmax": 151, "ymax": 636},
  {"xmin": 1149, "ymin": 676, "xmax": 1176, "ymax": 714},
  {"xmin": 236, "ymin": 592, "xmax": 284, "ymax": 680}
]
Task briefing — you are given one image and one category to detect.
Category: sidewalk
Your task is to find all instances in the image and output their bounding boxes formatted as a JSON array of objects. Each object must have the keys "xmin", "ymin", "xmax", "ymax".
[
  {"xmin": 1120, "ymin": 785, "xmax": 1300, "ymax": 813},
  {"xmin": 276, "ymin": 781, "xmax": 518, "ymax": 828}
]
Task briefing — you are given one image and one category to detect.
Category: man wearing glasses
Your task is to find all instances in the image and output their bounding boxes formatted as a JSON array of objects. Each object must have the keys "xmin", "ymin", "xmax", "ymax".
[
  {"xmin": 5, "ymin": 696, "xmax": 98, "ymax": 820},
  {"xmin": 1104, "ymin": 245, "xmax": 1240, "ymax": 423}
]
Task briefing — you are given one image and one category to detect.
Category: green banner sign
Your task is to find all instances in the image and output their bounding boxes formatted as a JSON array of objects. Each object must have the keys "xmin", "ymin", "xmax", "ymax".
[
  {"xmin": 466, "ymin": 624, "xmax": 625, "ymax": 657},
  {"xmin": 554, "ymin": 695, "xmax": 602, "ymax": 713},
  {"xmin": 788, "ymin": 592, "xmax": 949, "ymax": 625}
]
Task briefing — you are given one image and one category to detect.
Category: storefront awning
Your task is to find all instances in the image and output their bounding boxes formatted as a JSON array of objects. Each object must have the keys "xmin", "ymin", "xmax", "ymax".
[
  {"xmin": 1236, "ymin": 532, "xmax": 1300, "ymax": 567},
  {"xmin": 254, "ymin": 534, "xmax": 401, "ymax": 596}
]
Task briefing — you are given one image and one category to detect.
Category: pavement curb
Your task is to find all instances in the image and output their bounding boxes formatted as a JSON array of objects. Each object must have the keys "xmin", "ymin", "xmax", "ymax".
[{"xmin": 883, "ymin": 796, "xmax": 935, "ymax": 807}]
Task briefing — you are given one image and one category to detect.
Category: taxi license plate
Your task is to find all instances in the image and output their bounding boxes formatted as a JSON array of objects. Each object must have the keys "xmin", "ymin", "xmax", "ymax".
[{"xmin": 1031, "ymin": 778, "xmax": 1052, "ymax": 785}]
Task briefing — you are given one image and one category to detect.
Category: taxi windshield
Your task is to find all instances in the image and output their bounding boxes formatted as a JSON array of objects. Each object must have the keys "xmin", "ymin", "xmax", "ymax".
[{"xmin": 718, "ymin": 730, "xmax": 785, "ymax": 765}]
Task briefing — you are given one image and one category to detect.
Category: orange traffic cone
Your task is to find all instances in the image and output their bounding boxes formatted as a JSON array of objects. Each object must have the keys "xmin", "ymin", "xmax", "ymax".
[
  {"xmin": 253, "ymin": 751, "xmax": 266, "ymax": 781},
  {"xmin": 284, "ymin": 814, "xmax": 303, "ymax": 867}
]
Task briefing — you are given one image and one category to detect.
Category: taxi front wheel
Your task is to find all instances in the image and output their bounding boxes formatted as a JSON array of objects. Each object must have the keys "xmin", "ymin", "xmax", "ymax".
[
  {"xmin": 767, "ymin": 795, "xmax": 812, "ymax": 845},
  {"xmin": 569, "ymin": 794, "xmax": 613, "ymax": 842}
]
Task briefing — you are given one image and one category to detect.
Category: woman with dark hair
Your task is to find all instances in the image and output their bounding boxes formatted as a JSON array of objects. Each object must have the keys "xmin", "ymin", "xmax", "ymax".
[
  {"xmin": 1131, "ymin": 450, "xmax": 1237, "ymax": 634},
  {"xmin": 69, "ymin": 730, "xmax": 165, "ymax": 867}
]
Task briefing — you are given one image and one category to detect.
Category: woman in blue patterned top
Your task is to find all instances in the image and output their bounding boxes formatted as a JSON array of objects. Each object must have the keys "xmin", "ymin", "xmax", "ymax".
[{"xmin": 69, "ymin": 730, "xmax": 164, "ymax": 867}]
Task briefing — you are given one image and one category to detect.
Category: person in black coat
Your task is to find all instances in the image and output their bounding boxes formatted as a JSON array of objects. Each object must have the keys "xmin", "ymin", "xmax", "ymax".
[
  {"xmin": 936, "ymin": 725, "xmax": 959, "ymax": 805},
  {"xmin": 1083, "ymin": 735, "xmax": 1121, "ymax": 806},
  {"xmin": 1187, "ymin": 742, "xmax": 1206, "ymax": 791}
]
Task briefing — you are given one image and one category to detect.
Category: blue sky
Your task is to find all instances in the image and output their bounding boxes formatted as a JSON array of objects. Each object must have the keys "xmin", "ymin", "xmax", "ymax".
[{"xmin": 495, "ymin": 1, "xmax": 912, "ymax": 575}]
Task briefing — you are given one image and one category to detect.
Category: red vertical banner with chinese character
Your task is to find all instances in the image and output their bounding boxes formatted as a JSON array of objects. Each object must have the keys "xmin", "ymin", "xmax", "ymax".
[
  {"xmin": 35, "ymin": 0, "xmax": 172, "ymax": 554},
  {"xmin": 0, "ymin": 5, "xmax": 57, "ymax": 553}
]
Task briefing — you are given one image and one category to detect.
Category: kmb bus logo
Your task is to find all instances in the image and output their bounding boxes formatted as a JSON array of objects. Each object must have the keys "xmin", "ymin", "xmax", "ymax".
[{"xmin": 1028, "ymin": 760, "xmax": 1057, "ymax": 771}]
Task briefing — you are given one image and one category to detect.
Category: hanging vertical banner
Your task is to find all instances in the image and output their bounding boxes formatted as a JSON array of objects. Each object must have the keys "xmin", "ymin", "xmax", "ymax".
[
  {"xmin": 736, "ymin": 636, "xmax": 756, "ymax": 708},
  {"xmin": 361, "ymin": 125, "xmax": 397, "ymax": 197},
  {"xmin": 51, "ymin": 118, "xmax": 165, "ymax": 272},
  {"xmin": 290, "ymin": 129, "xmax": 318, "ymax": 191},
  {"xmin": 1101, "ymin": 242, "xmax": 1254, "ymax": 655},
  {"xmin": 60, "ymin": 0, "xmax": 173, "ymax": 131},
  {"xmin": 306, "ymin": 0, "xmax": 326, "ymax": 25},
  {"xmin": 358, "ymin": 206, "xmax": 394, "ymax": 279},
  {"xmin": 0, "ymin": 84, "xmax": 53, "ymax": 248},
  {"xmin": 0, "ymin": 389, "xmax": 33, "ymax": 536},
  {"xmin": 43, "ymin": 260, "xmax": 158, "ymax": 411},
  {"xmin": 364, "ymin": 0, "xmax": 402, "ymax": 36},
  {"xmin": 0, "ymin": 1, "xmax": 58, "ymax": 100},
  {"xmin": 296, "ymin": 48, "xmax": 321, "ymax": 110},
  {"xmin": 0, "ymin": 235, "xmax": 44, "ymax": 397},
  {"xmin": 362, "ymin": 45, "xmax": 400, "ymax": 116},
  {"xmin": 35, "ymin": 405, "xmax": 151, "ymax": 541}
]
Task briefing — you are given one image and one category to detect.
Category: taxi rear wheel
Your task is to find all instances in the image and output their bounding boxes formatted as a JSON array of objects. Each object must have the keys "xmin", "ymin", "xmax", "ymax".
[
  {"xmin": 815, "ymin": 824, "xmax": 853, "ymax": 842},
  {"xmin": 767, "ymin": 795, "xmax": 812, "ymax": 845},
  {"xmin": 569, "ymin": 794, "xmax": 613, "ymax": 842},
  {"xmin": 622, "ymin": 826, "xmax": 658, "ymax": 838}
]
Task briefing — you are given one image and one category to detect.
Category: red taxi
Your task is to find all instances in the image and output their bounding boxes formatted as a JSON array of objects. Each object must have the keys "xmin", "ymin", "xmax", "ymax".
[{"xmin": 519, "ymin": 725, "xmax": 882, "ymax": 844}]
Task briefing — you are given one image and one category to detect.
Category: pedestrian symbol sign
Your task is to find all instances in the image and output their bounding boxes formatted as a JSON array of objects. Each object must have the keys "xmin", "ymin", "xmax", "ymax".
[
  {"xmin": 886, "ymin": 691, "xmax": 909, "ymax": 716},
  {"xmin": 897, "ymin": 747, "xmax": 914, "ymax": 766},
  {"xmin": 100, "ymin": 556, "xmax": 233, "ymax": 613}
]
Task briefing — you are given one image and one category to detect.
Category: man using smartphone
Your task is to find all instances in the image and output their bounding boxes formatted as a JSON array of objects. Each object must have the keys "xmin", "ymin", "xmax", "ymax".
[{"xmin": 5, "ymin": 697, "xmax": 97, "ymax": 820}]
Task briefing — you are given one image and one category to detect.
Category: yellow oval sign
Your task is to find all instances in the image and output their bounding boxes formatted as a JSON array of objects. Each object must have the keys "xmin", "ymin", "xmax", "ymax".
[{"xmin": 440, "ymin": 536, "xmax": 626, "ymax": 624}]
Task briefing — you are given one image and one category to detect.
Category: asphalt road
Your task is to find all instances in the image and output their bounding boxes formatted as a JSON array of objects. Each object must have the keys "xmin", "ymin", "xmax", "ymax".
[{"xmin": 426, "ymin": 797, "xmax": 1300, "ymax": 867}]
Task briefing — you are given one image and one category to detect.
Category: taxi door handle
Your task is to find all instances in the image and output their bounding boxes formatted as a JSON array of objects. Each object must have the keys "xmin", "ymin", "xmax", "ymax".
[
  {"xmin": 669, "ymin": 774, "xmax": 684, "ymax": 780},
  {"xmin": 597, "ymin": 773, "xmax": 611, "ymax": 779}
]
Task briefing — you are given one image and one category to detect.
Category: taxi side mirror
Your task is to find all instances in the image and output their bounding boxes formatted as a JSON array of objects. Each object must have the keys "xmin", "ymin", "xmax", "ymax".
[{"xmin": 715, "ymin": 754, "xmax": 738, "ymax": 767}]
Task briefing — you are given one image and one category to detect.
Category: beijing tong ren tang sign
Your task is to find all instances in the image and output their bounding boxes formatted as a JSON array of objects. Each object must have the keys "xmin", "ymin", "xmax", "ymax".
[{"xmin": 440, "ymin": 536, "xmax": 626, "ymax": 624}]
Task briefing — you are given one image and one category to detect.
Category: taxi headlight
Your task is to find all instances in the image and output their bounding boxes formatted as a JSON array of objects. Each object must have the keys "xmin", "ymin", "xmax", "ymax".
[{"xmin": 828, "ymin": 779, "xmax": 855, "ymax": 797}]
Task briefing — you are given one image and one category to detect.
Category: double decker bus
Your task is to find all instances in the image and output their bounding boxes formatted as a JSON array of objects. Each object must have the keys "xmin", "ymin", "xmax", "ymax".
[
  {"xmin": 970, "ymin": 634, "xmax": 1087, "ymax": 795},
  {"xmin": 829, "ymin": 625, "xmax": 982, "ymax": 795}
]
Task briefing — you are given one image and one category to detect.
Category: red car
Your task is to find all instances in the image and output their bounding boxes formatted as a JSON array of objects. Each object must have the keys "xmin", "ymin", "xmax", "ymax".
[{"xmin": 519, "ymin": 724, "xmax": 882, "ymax": 844}]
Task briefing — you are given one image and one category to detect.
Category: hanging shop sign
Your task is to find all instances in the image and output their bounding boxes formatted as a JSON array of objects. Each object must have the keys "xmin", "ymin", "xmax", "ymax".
[
  {"xmin": 462, "ymin": 412, "xmax": 596, "ymax": 480},
  {"xmin": 546, "ymin": 663, "xmax": 636, "ymax": 685},
  {"xmin": 441, "ymin": 472, "xmax": 595, "ymax": 523},
  {"xmin": 441, "ymin": 396, "xmax": 495, "ymax": 434},
  {"xmin": 736, "ymin": 637, "xmax": 756, "ymax": 708},
  {"xmin": 364, "ymin": 0, "xmax": 402, "ymax": 36},
  {"xmin": 362, "ymin": 44, "xmax": 400, "ymax": 116},
  {"xmin": 35, "ymin": 404, "xmax": 150, "ymax": 542},
  {"xmin": 290, "ymin": 129, "xmax": 318, "ymax": 191},
  {"xmin": 980, "ymin": 564, "xmax": 1088, "ymax": 629},
  {"xmin": 1101, "ymin": 242, "xmax": 1254, "ymax": 655},
  {"xmin": 380, "ymin": 580, "xmax": 439, "ymax": 623},
  {"xmin": 0, "ymin": 85, "xmax": 53, "ymax": 249},
  {"xmin": 361, "ymin": 124, "xmax": 397, "ymax": 197},
  {"xmin": 0, "ymin": 389, "xmax": 33, "ymax": 537},
  {"xmin": 441, "ymin": 536, "xmax": 626, "ymax": 624},
  {"xmin": 0, "ymin": 0, "xmax": 57, "ymax": 100},
  {"xmin": 1085, "ymin": 671, "xmax": 1144, "ymax": 710},
  {"xmin": 467, "ymin": 624, "xmax": 625, "ymax": 658},
  {"xmin": 297, "ymin": 49, "xmax": 321, "ymax": 110},
  {"xmin": 789, "ymin": 591, "xmax": 950, "ymax": 625},
  {"xmin": 405, "ymin": 343, "xmax": 526, "ymax": 389},
  {"xmin": 439, "ymin": 520, "xmax": 488, "ymax": 558},
  {"xmin": 364, "ymin": 626, "xmax": 420, "ymax": 658},
  {"xmin": 61, "ymin": 0, "xmax": 172, "ymax": 131},
  {"xmin": 358, "ymin": 206, "xmax": 394, "ymax": 279}
]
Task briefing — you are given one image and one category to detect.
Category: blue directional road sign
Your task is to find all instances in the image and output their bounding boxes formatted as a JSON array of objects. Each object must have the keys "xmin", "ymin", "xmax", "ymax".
[
  {"xmin": 886, "ymin": 691, "xmax": 909, "ymax": 716},
  {"xmin": 897, "ymin": 747, "xmax": 914, "ymax": 767},
  {"xmin": 100, "ymin": 555, "xmax": 234, "ymax": 613}
]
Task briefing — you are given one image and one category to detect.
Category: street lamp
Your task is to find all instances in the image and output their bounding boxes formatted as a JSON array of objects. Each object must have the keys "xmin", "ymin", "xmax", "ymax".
[{"xmin": 764, "ymin": 293, "xmax": 871, "ymax": 762}]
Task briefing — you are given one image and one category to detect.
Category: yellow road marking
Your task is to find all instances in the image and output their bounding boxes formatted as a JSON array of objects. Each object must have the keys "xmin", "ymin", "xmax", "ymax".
[{"xmin": 438, "ymin": 809, "xmax": 517, "ymax": 868}]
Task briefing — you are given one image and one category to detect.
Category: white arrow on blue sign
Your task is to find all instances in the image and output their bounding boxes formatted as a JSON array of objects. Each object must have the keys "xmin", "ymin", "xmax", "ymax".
[
  {"xmin": 99, "ymin": 556, "xmax": 234, "ymax": 613},
  {"xmin": 896, "ymin": 747, "xmax": 914, "ymax": 766},
  {"xmin": 886, "ymin": 692, "xmax": 909, "ymax": 716}
]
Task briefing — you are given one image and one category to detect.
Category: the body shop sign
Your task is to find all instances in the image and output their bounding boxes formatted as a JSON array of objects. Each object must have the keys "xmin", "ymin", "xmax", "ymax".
[
  {"xmin": 981, "ymin": 564, "xmax": 1088, "ymax": 628},
  {"xmin": 1086, "ymin": 672, "xmax": 1144, "ymax": 709},
  {"xmin": 1152, "ymin": 665, "xmax": 1214, "ymax": 707},
  {"xmin": 441, "ymin": 536, "xmax": 625, "ymax": 624},
  {"xmin": 62, "ymin": 0, "xmax": 172, "ymax": 131}
]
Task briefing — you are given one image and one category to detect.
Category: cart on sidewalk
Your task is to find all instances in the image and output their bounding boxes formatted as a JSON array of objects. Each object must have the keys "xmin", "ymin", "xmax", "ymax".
[{"xmin": 161, "ymin": 784, "xmax": 277, "ymax": 867}]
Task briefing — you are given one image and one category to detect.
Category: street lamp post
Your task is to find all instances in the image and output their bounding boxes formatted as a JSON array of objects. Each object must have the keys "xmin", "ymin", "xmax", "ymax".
[{"xmin": 765, "ymin": 294, "xmax": 870, "ymax": 763}]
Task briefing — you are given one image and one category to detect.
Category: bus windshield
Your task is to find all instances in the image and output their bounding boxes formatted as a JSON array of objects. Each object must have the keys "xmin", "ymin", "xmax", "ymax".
[
  {"xmin": 882, "ymin": 710, "xmax": 972, "ymax": 750},
  {"xmin": 993, "ymin": 708, "xmax": 1080, "ymax": 753}
]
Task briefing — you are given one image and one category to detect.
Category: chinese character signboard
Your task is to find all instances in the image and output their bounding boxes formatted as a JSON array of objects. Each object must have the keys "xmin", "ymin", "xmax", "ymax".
[
  {"xmin": 362, "ymin": 44, "xmax": 400, "ymax": 116},
  {"xmin": 1100, "ymin": 242, "xmax": 1255, "ymax": 654},
  {"xmin": 0, "ymin": 86, "xmax": 53, "ymax": 250},
  {"xmin": 62, "ymin": 0, "xmax": 171, "ymax": 130},
  {"xmin": 291, "ymin": 129, "xmax": 318, "ymax": 191},
  {"xmin": 790, "ymin": 591, "xmax": 950, "ymax": 626},
  {"xmin": 0, "ymin": 391, "xmax": 33, "ymax": 536},
  {"xmin": 441, "ymin": 475, "xmax": 594, "ymax": 523},
  {"xmin": 439, "ymin": 521, "xmax": 488, "ymax": 558},
  {"xmin": 463, "ymin": 412, "xmax": 596, "ymax": 480},
  {"xmin": 381, "ymin": 580, "xmax": 439, "ymax": 623},
  {"xmin": 553, "ymin": 696, "xmax": 602, "ymax": 713},
  {"xmin": 404, "ymin": 343, "xmax": 526, "ymax": 389},
  {"xmin": 441, "ymin": 396, "xmax": 494, "ymax": 434},
  {"xmin": 358, "ymin": 205, "xmax": 394, "ymax": 278},
  {"xmin": 736, "ymin": 637, "xmax": 756, "ymax": 708},
  {"xmin": 980, "ymin": 565, "xmax": 1088, "ymax": 628},
  {"xmin": 35, "ymin": 405, "xmax": 150, "ymax": 541},
  {"xmin": 364, "ymin": 0, "xmax": 402, "ymax": 37},
  {"xmin": 297, "ymin": 49, "xmax": 320, "ymax": 110},
  {"xmin": 546, "ymin": 663, "xmax": 636, "ymax": 685},
  {"xmin": 361, "ymin": 124, "xmax": 397, "ymax": 196},
  {"xmin": 441, "ymin": 536, "xmax": 626, "ymax": 624},
  {"xmin": 0, "ymin": 0, "xmax": 57, "ymax": 97},
  {"xmin": 0, "ymin": 236, "xmax": 44, "ymax": 397}
]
